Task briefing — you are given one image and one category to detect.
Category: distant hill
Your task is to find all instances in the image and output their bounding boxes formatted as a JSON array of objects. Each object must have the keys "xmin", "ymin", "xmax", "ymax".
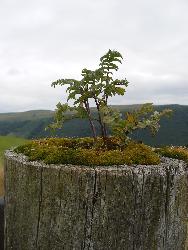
[
  {"xmin": 0, "ymin": 110, "xmax": 54, "ymax": 122},
  {"xmin": 0, "ymin": 105, "xmax": 187, "ymax": 146}
]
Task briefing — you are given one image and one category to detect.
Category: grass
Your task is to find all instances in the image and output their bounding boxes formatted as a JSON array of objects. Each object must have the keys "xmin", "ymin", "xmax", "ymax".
[
  {"xmin": 0, "ymin": 135, "xmax": 28, "ymax": 196},
  {"xmin": 0, "ymin": 135, "xmax": 28, "ymax": 166}
]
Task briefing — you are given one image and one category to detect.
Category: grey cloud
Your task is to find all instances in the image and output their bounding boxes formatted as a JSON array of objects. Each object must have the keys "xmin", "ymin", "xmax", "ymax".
[
  {"xmin": 7, "ymin": 68, "xmax": 22, "ymax": 76},
  {"xmin": 0, "ymin": 0, "xmax": 187, "ymax": 112}
]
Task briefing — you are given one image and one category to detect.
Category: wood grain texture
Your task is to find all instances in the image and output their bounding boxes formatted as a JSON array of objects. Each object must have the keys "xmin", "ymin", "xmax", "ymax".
[{"xmin": 4, "ymin": 151, "xmax": 188, "ymax": 250}]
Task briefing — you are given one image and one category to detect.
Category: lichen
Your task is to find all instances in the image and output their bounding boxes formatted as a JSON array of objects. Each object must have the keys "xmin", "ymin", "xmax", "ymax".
[
  {"xmin": 155, "ymin": 146, "xmax": 188, "ymax": 163},
  {"xmin": 14, "ymin": 137, "xmax": 160, "ymax": 166}
]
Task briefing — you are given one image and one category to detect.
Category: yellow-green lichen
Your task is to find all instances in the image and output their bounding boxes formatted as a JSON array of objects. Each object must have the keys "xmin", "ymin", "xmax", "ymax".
[
  {"xmin": 155, "ymin": 146, "xmax": 188, "ymax": 163},
  {"xmin": 14, "ymin": 137, "xmax": 160, "ymax": 166}
]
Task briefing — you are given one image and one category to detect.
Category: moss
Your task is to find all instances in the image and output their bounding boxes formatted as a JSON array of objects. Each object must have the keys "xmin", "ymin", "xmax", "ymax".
[
  {"xmin": 155, "ymin": 146, "xmax": 188, "ymax": 163},
  {"xmin": 14, "ymin": 137, "xmax": 160, "ymax": 166}
]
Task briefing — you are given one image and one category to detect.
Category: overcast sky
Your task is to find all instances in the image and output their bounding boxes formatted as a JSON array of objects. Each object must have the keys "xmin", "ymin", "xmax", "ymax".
[{"xmin": 0, "ymin": 0, "xmax": 187, "ymax": 112}]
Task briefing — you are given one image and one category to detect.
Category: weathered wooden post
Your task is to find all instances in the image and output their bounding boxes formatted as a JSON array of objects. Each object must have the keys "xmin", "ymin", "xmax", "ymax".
[{"xmin": 4, "ymin": 150, "xmax": 188, "ymax": 249}]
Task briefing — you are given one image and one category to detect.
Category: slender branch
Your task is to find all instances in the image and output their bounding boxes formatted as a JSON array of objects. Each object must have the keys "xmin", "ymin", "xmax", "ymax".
[
  {"xmin": 94, "ymin": 97, "xmax": 107, "ymax": 141},
  {"xmin": 103, "ymin": 65, "xmax": 110, "ymax": 137},
  {"xmin": 84, "ymin": 101, "xmax": 97, "ymax": 140}
]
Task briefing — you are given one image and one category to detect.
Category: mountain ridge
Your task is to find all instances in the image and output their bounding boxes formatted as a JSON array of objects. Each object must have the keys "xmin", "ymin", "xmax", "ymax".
[{"xmin": 0, "ymin": 104, "xmax": 187, "ymax": 146}]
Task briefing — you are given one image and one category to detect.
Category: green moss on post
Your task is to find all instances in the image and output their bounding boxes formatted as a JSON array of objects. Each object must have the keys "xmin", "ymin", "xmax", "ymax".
[{"xmin": 14, "ymin": 138, "xmax": 160, "ymax": 166}]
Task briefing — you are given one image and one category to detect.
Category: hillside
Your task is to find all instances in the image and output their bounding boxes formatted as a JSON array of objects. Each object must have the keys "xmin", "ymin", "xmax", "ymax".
[
  {"xmin": 0, "ymin": 136, "xmax": 28, "ymax": 167},
  {"xmin": 0, "ymin": 105, "xmax": 187, "ymax": 146},
  {"xmin": 0, "ymin": 110, "xmax": 54, "ymax": 122}
]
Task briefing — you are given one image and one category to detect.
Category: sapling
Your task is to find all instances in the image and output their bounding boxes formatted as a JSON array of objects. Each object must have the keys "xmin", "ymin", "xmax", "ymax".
[
  {"xmin": 49, "ymin": 49, "xmax": 172, "ymax": 147},
  {"xmin": 50, "ymin": 49, "xmax": 128, "ymax": 143}
]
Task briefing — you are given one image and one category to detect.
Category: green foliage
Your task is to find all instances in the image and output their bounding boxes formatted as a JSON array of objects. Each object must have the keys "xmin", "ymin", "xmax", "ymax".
[
  {"xmin": 50, "ymin": 50, "xmax": 172, "ymax": 147},
  {"xmin": 14, "ymin": 137, "xmax": 160, "ymax": 166},
  {"xmin": 155, "ymin": 146, "xmax": 188, "ymax": 163},
  {"xmin": 50, "ymin": 49, "xmax": 129, "ymax": 141},
  {"xmin": 105, "ymin": 103, "xmax": 173, "ymax": 143},
  {"xmin": 46, "ymin": 103, "xmax": 75, "ymax": 131}
]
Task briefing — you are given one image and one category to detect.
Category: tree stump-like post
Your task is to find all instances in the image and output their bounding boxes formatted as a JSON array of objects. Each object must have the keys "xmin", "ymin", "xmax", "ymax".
[{"xmin": 4, "ymin": 150, "xmax": 188, "ymax": 250}]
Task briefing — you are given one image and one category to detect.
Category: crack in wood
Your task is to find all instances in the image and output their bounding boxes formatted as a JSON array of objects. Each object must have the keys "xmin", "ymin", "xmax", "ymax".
[{"xmin": 35, "ymin": 167, "xmax": 43, "ymax": 249}]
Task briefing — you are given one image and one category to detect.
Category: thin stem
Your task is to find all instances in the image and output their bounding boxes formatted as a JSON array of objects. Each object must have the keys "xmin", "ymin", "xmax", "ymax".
[
  {"xmin": 94, "ymin": 97, "xmax": 107, "ymax": 142},
  {"xmin": 102, "ymin": 64, "xmax": 110, "ymax": 136},
  {"xmin": 84, "ymin": 101, "xmax": 97, "ymax": 140}
]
